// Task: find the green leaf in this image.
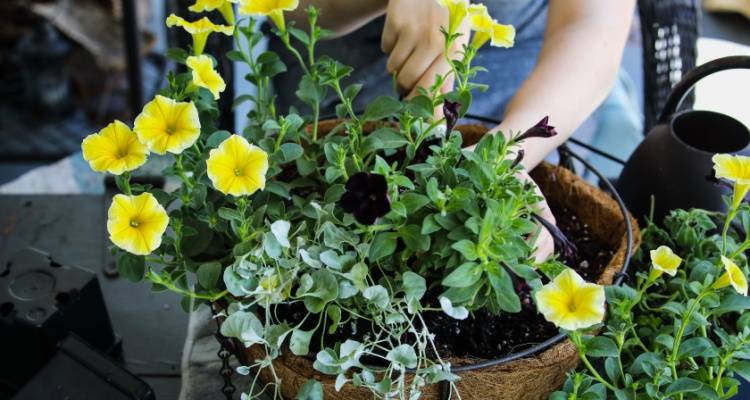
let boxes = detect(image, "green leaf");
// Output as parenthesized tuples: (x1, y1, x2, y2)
(386, 344, 418, 369)
(400, 193, 430, 213)
(363, 96, 402, 121)
(206, 130, 231, 148)
(664, 377, 703, 396)
(197, 262, 222, 289)
(583, 336, 619, 358)
(166, 47, 188, 63)
(713, 293, 750, 315)
(487, 264, 521, 313)
(279, 142, 304, 162)
(439, 296, 468, 320)
(399, 225, 430, 252)
(402, 271, 426, 302)
(363, 285, 390, 309)
(442, 262, 482, 288)
(303, 270, 339, 313)
(296, 379, 323, 400)
(678, 337, 718, 359)
(270, 220, 291, 248)
(220, 311, 265, 345)
(327, 305, 342, 334)
(731, 360, 750, 381)
(290, 328, 315, 356)
(369, 232, 398, 261)
(451, 240, 478, 261)
(361, 128, 409, 153)
(217, 207, 242, 222)
(117, 253, 145, 282)
(421, 214, 441, 235)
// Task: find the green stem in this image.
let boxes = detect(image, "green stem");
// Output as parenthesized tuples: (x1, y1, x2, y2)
(668, 290, 709, 382)
(281, 32, 310, 76)
(175, 154, 194, 189)
(571, 332, 618, 392)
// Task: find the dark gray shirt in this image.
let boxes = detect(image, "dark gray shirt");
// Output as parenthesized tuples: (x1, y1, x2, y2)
(271, 0, 549, 119)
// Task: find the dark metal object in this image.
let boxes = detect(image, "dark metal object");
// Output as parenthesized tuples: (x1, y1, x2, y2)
(638, 0, 700, 134)
(617, 56, 750, 223)
(122, 0, 144, 118)
(0, 248, 121, 394)
(212, 303, 237, 399)
(13, 334, 154, 400)
(14, 22, 73, 118)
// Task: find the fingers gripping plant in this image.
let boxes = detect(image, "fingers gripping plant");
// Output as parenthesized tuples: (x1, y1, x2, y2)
(80, 0, 575, 398)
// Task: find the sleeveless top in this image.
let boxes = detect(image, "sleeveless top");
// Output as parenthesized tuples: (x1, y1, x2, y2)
(270, 0, 549, 119)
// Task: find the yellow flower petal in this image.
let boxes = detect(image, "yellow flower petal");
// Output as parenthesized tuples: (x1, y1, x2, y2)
(166, 14, 233, 55)
(650, 245, 683, 278)
(713, 154, 750, 208)
(238, 0, 298, 31)
(186, 55, 226, 100)
(535, 268, 606, 331)
(189, 0, 237, 24)
(81, 120, 148, 175)
(206, 135, 269, 196)
(714, 256, 749, 296)
(107, 192, 169, 256)
(468, 4, 515, 49)
(133, 95, 201, 155)
(437, 0, 469, 35)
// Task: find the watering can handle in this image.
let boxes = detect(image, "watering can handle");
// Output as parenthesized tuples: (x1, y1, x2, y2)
(657, 55, 750, 124)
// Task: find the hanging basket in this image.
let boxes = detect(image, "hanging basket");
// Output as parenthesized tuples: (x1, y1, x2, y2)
(224, 121, 640, 400)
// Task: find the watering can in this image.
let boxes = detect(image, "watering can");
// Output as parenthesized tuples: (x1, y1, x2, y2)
(616, 56, 750, 223)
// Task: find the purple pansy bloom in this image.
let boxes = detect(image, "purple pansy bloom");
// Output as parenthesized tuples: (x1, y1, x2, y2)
(339, 172, 391, 225)
(517, 116, 557, 142)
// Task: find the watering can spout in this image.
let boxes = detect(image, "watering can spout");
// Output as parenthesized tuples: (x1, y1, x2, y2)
(616, 56, 750, 223)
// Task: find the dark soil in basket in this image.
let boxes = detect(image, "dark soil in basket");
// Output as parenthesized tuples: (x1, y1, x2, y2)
(277, 206, 615, 361)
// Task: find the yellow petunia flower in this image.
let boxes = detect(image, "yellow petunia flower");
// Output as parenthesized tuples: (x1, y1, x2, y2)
(81, 120, 148, 175)
(649, 245, 683, 280)
(206, 134, 269, 196)
(713, 154, 750, 209)
(238, 0, 299, 32)
(437, 0, 470, 36)
(107, 192, 169, 256)
(186, 55, 226, 100)
(713, 256, 748, 296)
(468, 4, 515, 49)
(133, 95, 201, 155)
(535, 268, 606, 331)
(189, 0, 237, 24)
(165, 14, 233, 55)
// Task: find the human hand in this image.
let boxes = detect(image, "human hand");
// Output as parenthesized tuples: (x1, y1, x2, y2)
(380, 0, 469, 98)
(516, 169, 556, 264)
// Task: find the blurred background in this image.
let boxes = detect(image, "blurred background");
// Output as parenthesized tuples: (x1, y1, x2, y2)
(0, 1, 748, 399)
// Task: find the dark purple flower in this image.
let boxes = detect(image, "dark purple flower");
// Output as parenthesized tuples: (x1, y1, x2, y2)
(443, 100, 460, 134)
(510, 149, 525, 169)
(339, 172, 391, 225)
(532, 213, 577, 261)
(517, 116, 557, 142)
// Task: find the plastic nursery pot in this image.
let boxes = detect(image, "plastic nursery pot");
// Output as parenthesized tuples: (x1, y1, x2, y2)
(225, 121, 640, 400)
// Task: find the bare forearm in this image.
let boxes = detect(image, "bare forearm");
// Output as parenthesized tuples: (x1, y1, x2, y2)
(495, 0, 635, 169)
(288, 0, 386, 38)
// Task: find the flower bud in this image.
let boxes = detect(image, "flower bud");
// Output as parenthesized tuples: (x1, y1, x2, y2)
(517, 116, 557, 142)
